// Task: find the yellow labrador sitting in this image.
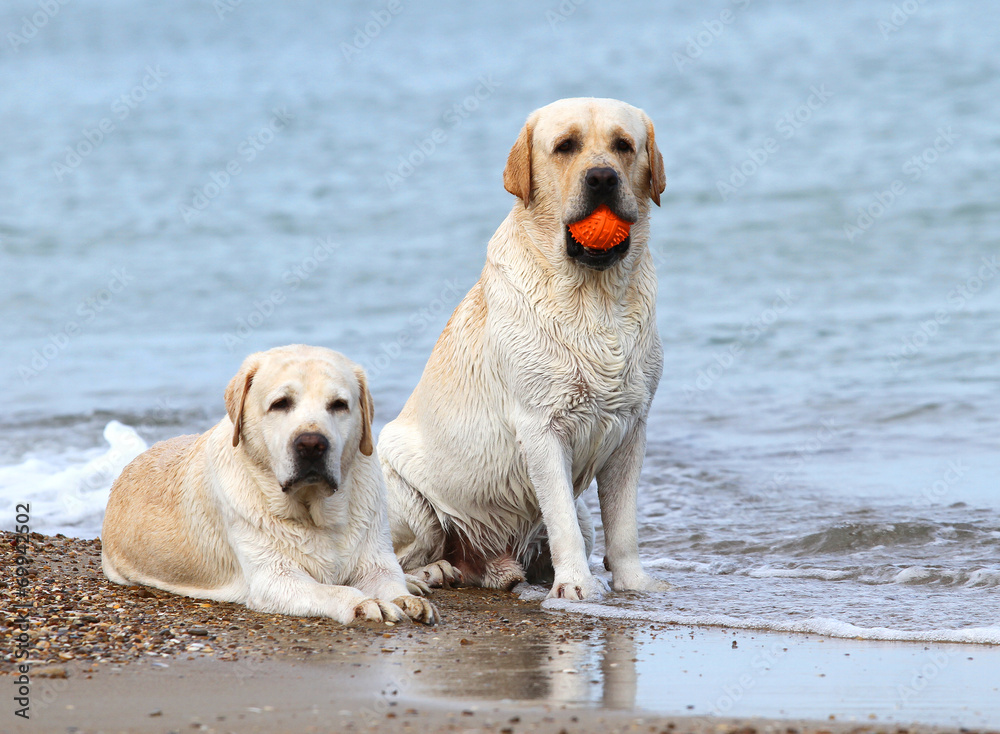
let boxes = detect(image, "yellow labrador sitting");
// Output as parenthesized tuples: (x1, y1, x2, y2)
(102, 345, 437, 625)
(380, 98, 670, 600)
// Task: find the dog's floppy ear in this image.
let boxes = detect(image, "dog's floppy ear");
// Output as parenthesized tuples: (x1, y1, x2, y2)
(644, 116, 666, 206)
(503, 119, 533, 207)
(354, 366, 375, 457)
(225, 356, 260, 448)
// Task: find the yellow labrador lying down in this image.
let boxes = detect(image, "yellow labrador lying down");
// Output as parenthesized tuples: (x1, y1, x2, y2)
(380, 97, 670, 600)
(102, 345, 437, 625)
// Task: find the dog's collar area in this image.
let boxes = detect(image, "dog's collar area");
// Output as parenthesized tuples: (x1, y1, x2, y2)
(565, 229, 630, 270)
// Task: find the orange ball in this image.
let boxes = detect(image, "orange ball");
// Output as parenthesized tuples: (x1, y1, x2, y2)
(567, 205, 631, 250)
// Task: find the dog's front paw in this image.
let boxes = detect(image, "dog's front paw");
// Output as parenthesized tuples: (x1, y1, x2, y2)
(548, 573, 607, 601)
(407, 560, 462, 588)
(612, 571, 673, 593)
(393, 595, 439, 625)
(405, 575, 432, 596)
(353, 598, 406, 625)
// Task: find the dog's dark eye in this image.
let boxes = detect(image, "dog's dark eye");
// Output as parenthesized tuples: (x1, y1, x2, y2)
(554, 138, 576, 154)
(615, 138, 634, 153)
(328, 399, 349, 413)
(268, 397, 291, 412)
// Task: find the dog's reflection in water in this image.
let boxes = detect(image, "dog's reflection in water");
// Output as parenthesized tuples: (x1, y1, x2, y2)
(390, 627, 638, 708)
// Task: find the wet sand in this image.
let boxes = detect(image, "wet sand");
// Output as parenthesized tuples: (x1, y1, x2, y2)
(2, 533, 995, 733)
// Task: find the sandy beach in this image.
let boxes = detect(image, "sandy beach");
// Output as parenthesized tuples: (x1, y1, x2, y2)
(3, 532, 996, 734)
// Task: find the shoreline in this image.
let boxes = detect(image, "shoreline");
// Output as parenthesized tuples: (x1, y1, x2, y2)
(3, 533, 997, 733)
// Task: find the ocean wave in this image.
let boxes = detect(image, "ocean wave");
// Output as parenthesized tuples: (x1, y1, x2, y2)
(746, 566, 853, 581)
(647, 558, 727, 574)
(542, 599, 1000, 646)
(965, 568, 1000, 587)
(646, 556, 1000, 589)
(780, 521, 946, 554)
(885, 566, 1000, 588)
(0, 421, 146, 538)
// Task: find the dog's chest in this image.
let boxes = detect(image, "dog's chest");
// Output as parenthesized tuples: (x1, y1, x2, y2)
(266, 518, 354, 584)
(552, 355, 645, 463)
(536, 340, 652, 496)
(548, 321, 653, 417)
(299, 538, 349, 584)
(487, 271, 661, 472)
(545, 307, 660, 462)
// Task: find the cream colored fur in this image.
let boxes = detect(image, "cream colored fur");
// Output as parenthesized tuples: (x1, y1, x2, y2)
(102, 345, 437, 625)
(379, 98, 670, 600)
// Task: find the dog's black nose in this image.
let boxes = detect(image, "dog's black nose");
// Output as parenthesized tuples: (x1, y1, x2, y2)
(293, 432, 329, 460)
(585, 166, 619, 193)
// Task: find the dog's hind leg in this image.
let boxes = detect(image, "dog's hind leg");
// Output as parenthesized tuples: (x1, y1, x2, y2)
(577, 496, 596, 560)
(101, 552, 131, 586)
(382, 461, 460, 587)
(597, 423, 671, 592)
(481, 555, 526, 590)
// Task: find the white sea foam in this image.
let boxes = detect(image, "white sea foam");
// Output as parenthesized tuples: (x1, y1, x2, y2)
(893, 566, 933, 584)
(512, 583, 549, 602)
(650, 557, 856, 581)
(647, 557, 1000, 588)
(542, 599, 1000, 646)
(747, 566, 853, 581)
(0, 421, 146, 538)
(965, 568, 1000, 587)
(648, 558, 718, 574)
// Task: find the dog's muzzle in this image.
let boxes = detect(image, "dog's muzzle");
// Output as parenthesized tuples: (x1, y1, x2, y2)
(565, 167, 633, 270)
(283, 432, 339, 495)
(565, 232, 631, 271)
(282, 473, 339, 496)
